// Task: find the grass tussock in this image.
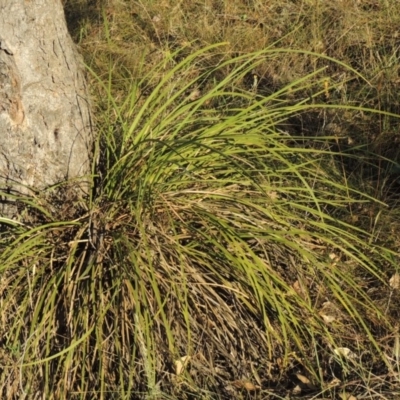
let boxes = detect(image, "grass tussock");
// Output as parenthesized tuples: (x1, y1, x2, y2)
(1, 1, 400, 399)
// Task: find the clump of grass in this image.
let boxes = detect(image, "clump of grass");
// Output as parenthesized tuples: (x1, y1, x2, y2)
(1, 43, 400, 399)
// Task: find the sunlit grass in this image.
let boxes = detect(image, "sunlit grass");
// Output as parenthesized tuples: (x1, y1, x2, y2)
(1, 40, 400, 399)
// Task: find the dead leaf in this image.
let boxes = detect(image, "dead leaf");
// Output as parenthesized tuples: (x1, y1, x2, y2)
(329, 252, 338, 261)
(292, 280, 306, 298)
(188, 89, 201, 101)
(267, 191, 279, 201)
(333, 347, 355, 359)
(295, 374, 310, 384)
(295, 373, 318, 390)
(339, 392, 357, 400)
(174, 355, 191, 376)
(326, 377, 341, 387)
(350, 214, 359, 223)
(320, 313, 335, 324)
(319, 301, 339, 323)
(389, 273, 400, 290)
(231, 380, 259, 391)
(292, 384, 302, 395)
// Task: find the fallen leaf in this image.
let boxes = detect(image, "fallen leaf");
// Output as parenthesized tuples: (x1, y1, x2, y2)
(329, 253, 338, 261)
(333, 347, 356, 359)
(292, 384, 302, 395)
(295, 374, 310, 384)
(174, 355, 191, 376)
(292, 280, 306, 298)
(319, 301, 339, 324)
(231, 380, 259, 391)
(320, 313, 335, 324)
(267, 191, 279, 201)
(188, 89, 201, 101)
(326, 377, 341, 387)
(295, 373, 318, 390)
(389, 273, 400, 290)
(350, 214, 359, 223)
(339, 392, 357, 400)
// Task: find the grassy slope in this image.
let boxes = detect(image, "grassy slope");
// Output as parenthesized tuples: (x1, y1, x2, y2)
(0, 0, 400, 399)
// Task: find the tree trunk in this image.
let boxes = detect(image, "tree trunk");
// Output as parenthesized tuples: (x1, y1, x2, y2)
(0, 0, 93, 216)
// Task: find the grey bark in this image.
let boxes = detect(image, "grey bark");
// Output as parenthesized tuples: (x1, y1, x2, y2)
(0, 0, 93, 215)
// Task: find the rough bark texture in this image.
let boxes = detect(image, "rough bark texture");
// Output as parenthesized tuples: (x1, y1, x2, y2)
(0, 0, 92, 215)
